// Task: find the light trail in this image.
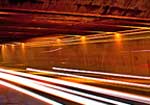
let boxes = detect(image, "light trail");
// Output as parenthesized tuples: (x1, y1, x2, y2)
(0, 68, 149, 104)
(34, 79, 130, 105)
(27, 68, 149, 88)
(0, 72, 105, 105)
(2, 67, 128, 105)
(40, 48, 63, 53)
(130, 50, 150, 52)
(52, 67, 150, 80)
(62, 30, 150, 43)
(0, 69, 128, 105)
(0, 80, 62, 105)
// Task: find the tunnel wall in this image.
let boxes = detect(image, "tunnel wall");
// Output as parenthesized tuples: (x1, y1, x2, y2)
(1, 38, 150, 76)
(0, 0, 150, 18)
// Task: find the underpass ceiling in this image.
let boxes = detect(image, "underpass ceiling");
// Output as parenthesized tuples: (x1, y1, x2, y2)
(0, 0, 150, 42)
(1, 0, 150, 18)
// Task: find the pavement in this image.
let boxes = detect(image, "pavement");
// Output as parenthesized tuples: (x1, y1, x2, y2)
(0, 85, 47, 105)
(0, 66, 149, 105)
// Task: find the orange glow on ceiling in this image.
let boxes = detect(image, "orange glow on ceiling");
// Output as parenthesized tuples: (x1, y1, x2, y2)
(115, 33, 122, 41)
(80, 36, 86, 44)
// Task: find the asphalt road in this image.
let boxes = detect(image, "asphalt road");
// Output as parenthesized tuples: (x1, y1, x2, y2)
(0, 67, 149, 105)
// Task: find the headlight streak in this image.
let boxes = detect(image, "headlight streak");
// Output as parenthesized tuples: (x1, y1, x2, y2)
(27, 68, 149, 88)
(0, 68, 149, 104)
(31, 78, 130, 105)
(0, 80, 62, 105)
(52, 67, 150, 80)
(0, 71, 129, 105)
(2, 68, 128, 105)
(0, 72, 105, 105)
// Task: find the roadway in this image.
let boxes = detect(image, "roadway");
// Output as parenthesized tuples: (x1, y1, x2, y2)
(0, 67, 149, 105)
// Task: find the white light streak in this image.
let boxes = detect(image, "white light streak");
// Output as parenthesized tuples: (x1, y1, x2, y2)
(0, 80, 62, 105)
(34, 79, 130, 105)
(52, 67, 150, 80)
(0, 68, 149, 104)
(7, 68, 128, 105)
(0, 70, 129, 105)
(27, 68, 149, 88)
(2, 71, 127, 105)
(0, 72, 105, 105)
